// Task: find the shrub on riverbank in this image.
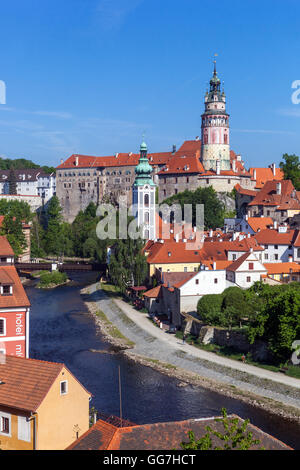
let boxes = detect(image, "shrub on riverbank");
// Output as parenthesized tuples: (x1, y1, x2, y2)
(38, 270, 68, 288)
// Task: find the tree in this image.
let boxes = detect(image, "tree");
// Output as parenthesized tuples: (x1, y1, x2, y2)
(43, 196, 64, 256)
(279, 153, 300, 190)
(180, 408, 263, 450)
(197, 294, 223, 324)
(162, 186, 225, 229)
(0, 214, 27, 257)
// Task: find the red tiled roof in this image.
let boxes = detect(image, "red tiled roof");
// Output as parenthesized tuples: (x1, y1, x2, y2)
(255, 228, 299, 246)
(247, 217, 274, 232)
(0, 236, 15, 257)
(143, 286, 162, 298)
(264, 262, 300, 275)
(57, 151, 172, 170)
(0, 266, 30, 308)
(67, 416, 291, 450)
(249, 167, 284, 189)
(248, 180, 298, 209)
(234, 183, 257, 197)
(0, 356, 64, 412)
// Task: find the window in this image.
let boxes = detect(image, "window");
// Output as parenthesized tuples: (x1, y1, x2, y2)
(184, 267, 187, 272)
(187, 177, 189, 183)
(298, 248, 300, 257)
(248, 262, 254, 270)
(274, 254, 278, 260)
(195, 279, 199, 285)
(0, 413, 11, 436)
(2, 285, 11, 295)
(60, 380, 68, 395)
(18, 416, 31, 442)
(274, 245, 278, 250)
(0, 318, 5, 335)
(232, 254, 236, 260)
(246, 276, 251, 282)
(264, 254, 268, 260)
(214, 278, 218, 284)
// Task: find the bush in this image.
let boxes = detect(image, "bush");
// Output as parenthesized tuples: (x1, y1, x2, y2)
(39, 270, 68, 287)
(197, 294, 223, 324)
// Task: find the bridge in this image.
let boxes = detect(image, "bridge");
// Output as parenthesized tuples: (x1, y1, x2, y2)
(15, 262, 107, 273)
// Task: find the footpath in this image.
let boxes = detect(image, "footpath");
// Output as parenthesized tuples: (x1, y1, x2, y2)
(87, 283, 300, 413)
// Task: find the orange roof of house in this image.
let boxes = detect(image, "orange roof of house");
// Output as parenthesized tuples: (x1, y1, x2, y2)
(249, 166, 284, 188)
(0, 235, 15, 257)
(255, 228, 299, 246)
(247, 217, 274, 232)
(0, 266, 30, 308)
(146, 240, 203, 265)
(234, 183, 257, 197)
(143, 286, 162, 298)
(248, 180, 300, 209)
(201, 260, 232, 270)
(264, 262, 300, 275)
(67, 416, 291, 450)
(57, 151, 172, 170)
(0, 356, 91, 412)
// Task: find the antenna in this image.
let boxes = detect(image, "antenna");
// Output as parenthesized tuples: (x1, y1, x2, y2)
(118, 365, 123, 427)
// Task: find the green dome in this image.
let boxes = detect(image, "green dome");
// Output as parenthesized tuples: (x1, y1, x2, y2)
(140, 140, 147, 151)
(133, 140, 155, 187)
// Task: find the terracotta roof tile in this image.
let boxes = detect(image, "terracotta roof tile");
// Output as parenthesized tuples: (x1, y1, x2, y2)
(0, 356, 64, 412)
(0, 266, 30, 308)
(0, 236, 15, 257)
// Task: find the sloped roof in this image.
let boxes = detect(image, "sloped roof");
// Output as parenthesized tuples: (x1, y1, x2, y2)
(143, 286, 162, 298)
(0, 235, 15, 257)
(248, 180, 299, 208)
(255, 228, 299, 246)
(249, 167, 284, 189)
(57, 151, 172, 170)
(264, 262, 300, 275)
(67, 416, 291, 450)
(0, 356, 64, 412)
(0, 266, 30, 307)
(247, 217, 274, 232)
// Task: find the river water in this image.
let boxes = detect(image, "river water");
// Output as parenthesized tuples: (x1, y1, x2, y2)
(27, 273, 300, 449)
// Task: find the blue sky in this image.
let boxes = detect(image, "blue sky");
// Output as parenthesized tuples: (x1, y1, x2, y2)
(0, 0, 299, 168)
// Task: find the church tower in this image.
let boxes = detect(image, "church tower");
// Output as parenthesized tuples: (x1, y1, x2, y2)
(201, 59, 231, 171)
(132, 140, 156, 240)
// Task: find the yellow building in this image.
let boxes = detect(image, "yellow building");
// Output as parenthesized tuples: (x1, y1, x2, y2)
(0, 355, 91, 450)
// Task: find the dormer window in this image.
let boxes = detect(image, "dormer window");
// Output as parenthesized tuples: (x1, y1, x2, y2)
(2, 285, 12, 295)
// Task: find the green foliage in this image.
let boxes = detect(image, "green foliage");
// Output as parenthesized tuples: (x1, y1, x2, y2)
(162, 186, 225, 229)
(109, 228, 148, 293)
(197, 294, 223, 324)
(38, 270, 68, 287)
(279, 153, 300, 190)
(0, 199, 33, 257)
(247, 281, 300, 361)
(180, 408, 263, 450)
(0, 156, 55, 174)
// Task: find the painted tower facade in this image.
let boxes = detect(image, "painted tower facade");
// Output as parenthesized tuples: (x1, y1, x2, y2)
(201, 60, 231, 171)
(132, 140, 156, 240)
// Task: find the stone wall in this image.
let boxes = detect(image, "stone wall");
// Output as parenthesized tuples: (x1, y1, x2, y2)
(182, 314, 273, 362)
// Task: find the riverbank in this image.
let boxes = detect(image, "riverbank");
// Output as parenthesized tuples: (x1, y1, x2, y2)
(80, 283, 300, 425)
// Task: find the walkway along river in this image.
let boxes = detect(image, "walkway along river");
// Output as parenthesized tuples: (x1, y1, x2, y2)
(27, 273, 300, 449)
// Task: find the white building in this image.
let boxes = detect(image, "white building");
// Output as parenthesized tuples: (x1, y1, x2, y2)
(0, 169, 56, 204)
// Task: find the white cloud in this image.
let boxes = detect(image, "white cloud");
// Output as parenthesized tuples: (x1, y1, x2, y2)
(96, 0, 142, 31)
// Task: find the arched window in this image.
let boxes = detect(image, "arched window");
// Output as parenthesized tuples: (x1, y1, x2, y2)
(144, 212, 149, 223)
(144, 194, 149, 207)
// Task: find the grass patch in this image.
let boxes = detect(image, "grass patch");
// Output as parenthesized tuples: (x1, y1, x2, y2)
(95, 310, 135, 346)
(144, 357, 177, 370)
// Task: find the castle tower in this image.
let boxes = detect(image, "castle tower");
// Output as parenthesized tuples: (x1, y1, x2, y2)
(132, 140, 156, 240)
(201, 59, 230, 171)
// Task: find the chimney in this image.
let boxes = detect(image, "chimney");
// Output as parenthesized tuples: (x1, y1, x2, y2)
(75, 156, 79, 167)
(172, 145, 176, 154)
(250, 247, 253, 253)
(60, 158, 64, 165)
(247, 233, 251, 238)
(115, 153, 119, 158)
(195, 136, 200, 141)
(272, 163, 276, 176)
(289, 255, 293, 262)
(232, 159, 236, 173)
(216, 159, 221, 175)
(213, 261, 216, 270)
(209, 229, 213, 237)
(276, 182, 281, 195)
(253, 169, 256, 180)
(274, 220, 278, 229)
(245, 214, 248, 221)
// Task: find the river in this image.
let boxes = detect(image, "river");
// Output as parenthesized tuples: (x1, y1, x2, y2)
(27, 273, 300, 449)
